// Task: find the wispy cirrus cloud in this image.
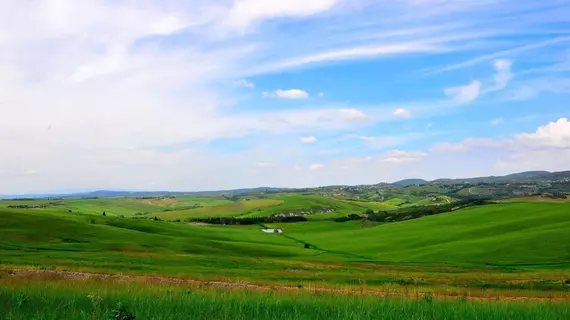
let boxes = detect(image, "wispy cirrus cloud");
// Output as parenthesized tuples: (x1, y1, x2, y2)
(429, 36, 570, 74)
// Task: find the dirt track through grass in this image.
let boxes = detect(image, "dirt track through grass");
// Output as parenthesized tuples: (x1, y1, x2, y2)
(4, 268, 570, 302)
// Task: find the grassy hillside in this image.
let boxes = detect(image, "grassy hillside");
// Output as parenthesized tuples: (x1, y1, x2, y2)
(271, 202, 570, 266)
(156, 195, 392, 220)
(500, 196, 570, 203)
(2, 191, 457, 221)
(3, 201, 570, 294)
(1, 197, 233, 217)
(155, 199, 285, 220)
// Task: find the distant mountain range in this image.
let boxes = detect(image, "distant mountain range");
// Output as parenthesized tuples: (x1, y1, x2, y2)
(0, 187, 288, 199)
(394, 170, 569, 186)
(2, 171, 569, 199)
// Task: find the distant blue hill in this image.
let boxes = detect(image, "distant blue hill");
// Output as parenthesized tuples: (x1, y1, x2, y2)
(0, 187, 288, 199)
(2, 170, 568, 199)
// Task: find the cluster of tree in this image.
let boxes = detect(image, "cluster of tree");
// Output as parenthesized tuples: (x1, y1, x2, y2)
(333, 214, 362, 222)
(543, 192, 568, 199)
(222, 195, 239, 202)
(188, 215, 308, 225)
(549, 183, 570, 194)
(8, 201, 64, 209)
(134, 212, 153, 216)
(334, 199, 493, 223)
(370, 199, 492, 222)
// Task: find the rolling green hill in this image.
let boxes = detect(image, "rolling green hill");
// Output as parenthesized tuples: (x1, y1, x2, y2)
(271, 202, 570, 266)
(2, 201, 570, 271)
(3, 199, 570, 306)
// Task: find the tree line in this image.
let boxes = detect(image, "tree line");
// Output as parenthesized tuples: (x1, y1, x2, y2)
(334, 199, 494, 223)
(187, 215, 308, 225)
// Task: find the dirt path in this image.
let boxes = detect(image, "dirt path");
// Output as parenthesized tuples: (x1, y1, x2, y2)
(3, 268, 570, 302)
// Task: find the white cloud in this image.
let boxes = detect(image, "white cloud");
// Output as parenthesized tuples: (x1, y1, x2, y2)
(490, 118, 504, 125)
(444, 80, 481, 103)
(431, 118, 570, 154)
(276, 89, 309, 99)
(0, 0, 568, 193)
(358, 136, 409, 149)
(255, 161, 275, 167)
(431, 37, 570, 73)
(234, 79, 255, 88)
(309, 163, 325, 170)
(494, 149, 570, 173)
(264, 89, 309, 99)
(393, 108, 412, 118)
(506, 78, 570, 101)
(338, 108, 371, 123)
(429, 142, 468, 153)
(492, 59, 513, 90)
(380, 150, 427, 163)
(249, 42, 447, 75)
(300, 136, 318, 143)
(431, 138, 510, 153)
(225, 0, 340, 30)
(317, 92, 325, 97)
(516, 118, 570, 148)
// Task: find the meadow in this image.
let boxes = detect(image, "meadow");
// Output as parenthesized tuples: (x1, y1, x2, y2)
(2, 275, 570, 320)
(2, 194, 570, 318)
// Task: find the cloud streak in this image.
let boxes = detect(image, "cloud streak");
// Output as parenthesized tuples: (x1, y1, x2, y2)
(430, 36, 570, 74)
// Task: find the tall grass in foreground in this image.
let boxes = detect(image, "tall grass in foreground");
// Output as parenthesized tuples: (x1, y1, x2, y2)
(1, 278, 570, 319)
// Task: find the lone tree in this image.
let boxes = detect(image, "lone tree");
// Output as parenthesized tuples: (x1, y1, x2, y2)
(102, 211, 106, 216)
(153, 216, 159, 221)
(304, 243, 310, 249)
(365, 208, 374, 215)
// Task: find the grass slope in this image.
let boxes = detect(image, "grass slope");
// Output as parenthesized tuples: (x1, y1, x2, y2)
(273, 202, 570, 266)
(3, 202, 570, 291)
(155, 199, 285, 220)
(2, 277, 570, 320)
(500, 196, 570, 203)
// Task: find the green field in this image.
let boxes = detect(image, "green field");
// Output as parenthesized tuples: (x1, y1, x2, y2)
(2, 195, 570, 318)
(270, 202, 570, 266)
(153, 194, 392, 220)
(2, 275, 570, 320)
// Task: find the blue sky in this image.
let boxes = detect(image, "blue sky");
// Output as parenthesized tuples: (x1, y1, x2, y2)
(0, 0, 569, 193)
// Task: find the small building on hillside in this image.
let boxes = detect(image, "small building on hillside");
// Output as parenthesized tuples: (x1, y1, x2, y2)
(261, 228, 283, 234)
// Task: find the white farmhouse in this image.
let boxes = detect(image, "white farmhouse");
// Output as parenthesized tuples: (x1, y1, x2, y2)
(261, 228, 283, 234)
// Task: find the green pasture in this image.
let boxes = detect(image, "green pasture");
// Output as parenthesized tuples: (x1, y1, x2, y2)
(2, 201, 570, 292)
(271, 202, 570, 266)
(2, 276, 570, 320)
